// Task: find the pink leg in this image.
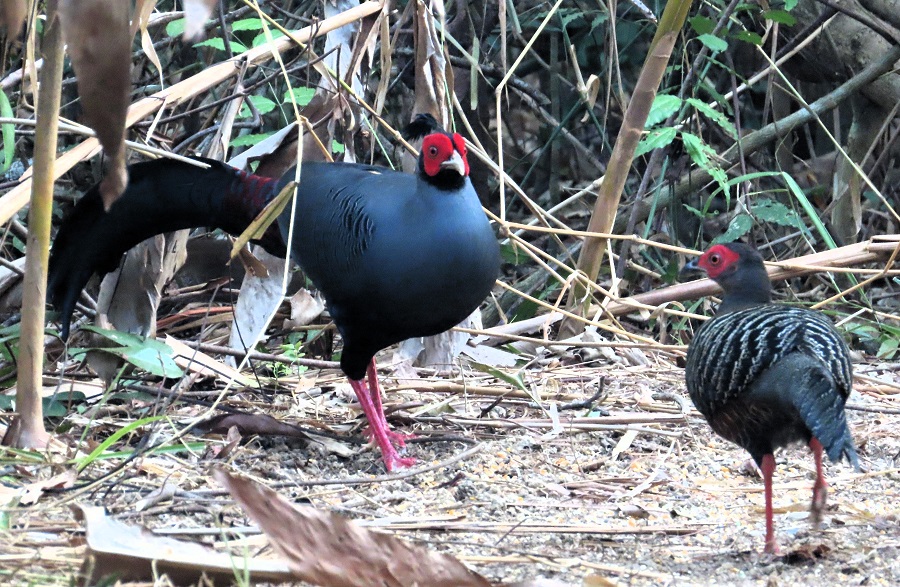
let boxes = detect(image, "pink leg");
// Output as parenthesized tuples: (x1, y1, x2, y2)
(809, 438, 828, 526)
(761, 454, 781, 555)
(349, 375, 415, 472)
(365, 360, 413, 448)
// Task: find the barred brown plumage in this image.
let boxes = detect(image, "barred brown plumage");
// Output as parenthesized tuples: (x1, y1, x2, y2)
(682, 242, 859, 555)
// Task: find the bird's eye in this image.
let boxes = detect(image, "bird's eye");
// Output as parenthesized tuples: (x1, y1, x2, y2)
(429, 146, 439, 156)
(709, 253, 720, 264)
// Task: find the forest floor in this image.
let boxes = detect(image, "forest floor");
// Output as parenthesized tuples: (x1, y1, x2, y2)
(2, 349, 899, 586)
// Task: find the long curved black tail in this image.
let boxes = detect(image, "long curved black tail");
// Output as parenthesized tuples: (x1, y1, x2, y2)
(48, 157, 284, 339)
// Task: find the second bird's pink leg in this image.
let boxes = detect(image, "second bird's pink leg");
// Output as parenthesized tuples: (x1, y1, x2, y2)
(809, 437, 828, 526)
(761, 453, 781, 555)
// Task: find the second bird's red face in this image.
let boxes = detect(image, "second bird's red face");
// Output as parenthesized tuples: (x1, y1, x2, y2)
(698, 244, 741, 279)
(421, 133, 469, 177)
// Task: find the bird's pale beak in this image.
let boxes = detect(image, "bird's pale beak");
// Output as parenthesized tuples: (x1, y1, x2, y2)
(679, 258, 704, 279)
(440, 151, 466, 175)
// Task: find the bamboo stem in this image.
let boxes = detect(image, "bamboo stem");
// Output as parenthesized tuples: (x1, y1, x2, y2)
(560, 0, 694, 337)
(5, 0, 64, 448)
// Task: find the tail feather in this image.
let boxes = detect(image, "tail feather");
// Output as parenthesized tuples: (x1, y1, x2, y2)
(793, 361, 860, 471)
(48, 157, 282, 339)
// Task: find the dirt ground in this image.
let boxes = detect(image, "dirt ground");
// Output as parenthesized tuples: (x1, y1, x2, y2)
(2, 352, 899, 586)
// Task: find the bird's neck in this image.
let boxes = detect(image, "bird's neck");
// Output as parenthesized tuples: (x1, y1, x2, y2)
(716, 264, 772, 315)
(416, 161, 467, 191)
(219, 170, 286, 256)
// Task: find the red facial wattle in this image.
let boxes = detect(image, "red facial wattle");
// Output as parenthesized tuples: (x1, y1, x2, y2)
(421, 133, 468, 177)
(699, 243, 740, 278)
(452, 133, 470, 176)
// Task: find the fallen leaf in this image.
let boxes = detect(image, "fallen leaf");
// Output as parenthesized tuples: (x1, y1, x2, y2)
(283, 288, 325, 330)
(191, 412, 312, 440)
(0, 0, 25, 34)
(134, 480, 178, 512)
(164, 335, 255, 386)
(19, 470, 76, 506)
(213, 468, 493, 587)
(58, 0, 130, 209)
(73, 504, 294, 584)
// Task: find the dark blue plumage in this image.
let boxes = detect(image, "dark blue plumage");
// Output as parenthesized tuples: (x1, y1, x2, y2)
(48, 118, 499, 471)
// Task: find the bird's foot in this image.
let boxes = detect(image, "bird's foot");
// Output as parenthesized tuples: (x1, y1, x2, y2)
(364, 427, 415, 448)
(810, 482, 828, 526)
(382, 449, 417, 472)
(763, 538, 782, 557)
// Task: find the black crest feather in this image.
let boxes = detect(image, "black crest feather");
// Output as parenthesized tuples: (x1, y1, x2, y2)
(403, 113, 443, 140)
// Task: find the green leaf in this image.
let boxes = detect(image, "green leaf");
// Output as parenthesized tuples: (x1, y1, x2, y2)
(283, 87, 316, 107)
(240, 95, 277, 118)
(230, 132, 275, 147)
(470, 362, 528, 393)
(681, 131, 714, 167)
(77, 326, 183, 378)
(713, 214, 753, 244)
(735, 30, 763, 45)
(877, 337, 899, 359)
(0, 89, 14, 175)
(248, 95, 276, 114)
(166, 18, 185, 37)
(232, 18, 264, 32)
(44, 391, 87, 418)
(590, 13, 608, 30)
(635, 127, 677, 157)
(331, 140, 345, 154)
(686, 97, 737, 139)
(193, 38, 248, 54)
(0, 391, 85, 418)
(251, 29, 286, 48)
(681, 132, 728, 196)
(688, 15, 715, 35)
(697, 33, 728, 52)
(752, 199, 804, 229)
(781, 173, 837, 248)
(74, 415, 166, 472)
(784, 0, 799, 9)
(646, 94, 681, 128)
(763, 9, 796, 26)
(500, 242, 525, 265)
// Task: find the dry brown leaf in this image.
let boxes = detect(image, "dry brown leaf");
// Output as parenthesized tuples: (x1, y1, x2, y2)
(412, 0, 449, 124)
(283, 288, 325, 330)
(192, 413, 312, 441)
(135, 0, 163, 85)
(58, 0, 130, 209)
(228, 247, 288, 362)
(73, 504, 295, 584)
(582, 575, 619, 587)
(163, 335, 255, 386)
(96, 231, 189, 337)
(0, 0, 25, 34)
(19, 470, 76, 506)
(182, 0, 217, 40)
(213, 468, 493, 587)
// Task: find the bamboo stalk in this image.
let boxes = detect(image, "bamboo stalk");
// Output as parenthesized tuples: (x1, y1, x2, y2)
(560, 0, 694, 337)
(4, 0, 64, 449)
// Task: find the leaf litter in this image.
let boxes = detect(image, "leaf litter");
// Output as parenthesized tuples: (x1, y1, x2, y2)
(2, 350, 899, 586)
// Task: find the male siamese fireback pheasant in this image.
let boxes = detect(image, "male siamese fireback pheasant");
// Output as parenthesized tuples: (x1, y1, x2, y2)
(48, 114, 500, 471)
